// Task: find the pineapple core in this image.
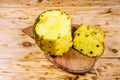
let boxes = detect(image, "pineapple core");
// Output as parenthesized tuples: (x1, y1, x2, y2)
(73, 24, 105, 57)
(34, 9, 72, 56)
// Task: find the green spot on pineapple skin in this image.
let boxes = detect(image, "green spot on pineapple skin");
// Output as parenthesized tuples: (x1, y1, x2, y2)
(34, 15, 40, 25)
(41, 14, 43, 17)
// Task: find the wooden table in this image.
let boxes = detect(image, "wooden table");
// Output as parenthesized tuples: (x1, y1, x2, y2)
(0, 0, 120, 80)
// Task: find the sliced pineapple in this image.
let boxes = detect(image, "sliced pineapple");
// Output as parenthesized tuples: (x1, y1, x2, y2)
(73, 24, 105, 57)
(33, 9, 72, 56)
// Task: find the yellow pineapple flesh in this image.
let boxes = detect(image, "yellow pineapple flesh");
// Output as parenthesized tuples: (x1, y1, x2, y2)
(34, 9, 72, 56)
(73, 24, 105, 57)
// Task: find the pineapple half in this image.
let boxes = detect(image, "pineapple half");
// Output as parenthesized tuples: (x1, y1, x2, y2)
(33, 9, 72, 56)
(73, 24, 105, 57)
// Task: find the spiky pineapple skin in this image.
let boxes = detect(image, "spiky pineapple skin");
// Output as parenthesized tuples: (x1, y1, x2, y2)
(73, 24, 105, 57)
(33, 9, 72, 56)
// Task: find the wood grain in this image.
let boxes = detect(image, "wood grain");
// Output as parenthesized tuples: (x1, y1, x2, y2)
(0, 0, 120, 80)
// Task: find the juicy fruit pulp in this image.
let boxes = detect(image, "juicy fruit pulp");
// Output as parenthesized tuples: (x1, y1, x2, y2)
(73, 24, 105, 57)
(34, 9, 72, 56)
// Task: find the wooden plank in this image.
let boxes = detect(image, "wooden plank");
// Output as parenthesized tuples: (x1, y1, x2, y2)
(0, 0, 120, 8)
(0, 0, 120, 80)
(0, 7, 120, 58)
(0, 59, 119, 80)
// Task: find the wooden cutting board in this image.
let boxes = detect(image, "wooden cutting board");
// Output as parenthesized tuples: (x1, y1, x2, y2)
(22, 25, 100, 74)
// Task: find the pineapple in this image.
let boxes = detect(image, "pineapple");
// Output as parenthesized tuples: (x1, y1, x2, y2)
(73, 24, 105, 57)
(33, 9, 72, 56)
